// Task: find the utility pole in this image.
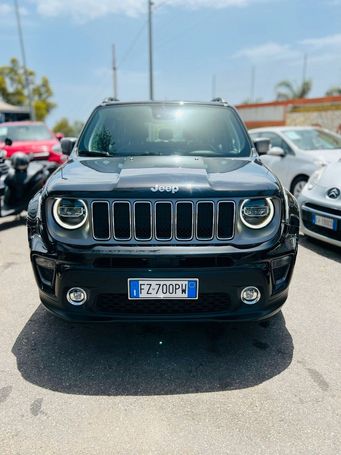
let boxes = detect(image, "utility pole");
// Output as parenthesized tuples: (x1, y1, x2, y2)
(250, 65, 255, 103)
(302, 53, 308, 85)
(112, 44, 118, 99)
(148, 0, 154, 100)
(14, 0, 35, 120)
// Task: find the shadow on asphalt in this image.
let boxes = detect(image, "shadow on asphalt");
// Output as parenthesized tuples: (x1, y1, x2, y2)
(299, 234, 341, 263)
(0, 217, 26, 232)
(12, 306, 293, 395)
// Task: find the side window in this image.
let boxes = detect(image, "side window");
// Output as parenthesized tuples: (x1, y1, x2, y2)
(265, 132, 282, 148)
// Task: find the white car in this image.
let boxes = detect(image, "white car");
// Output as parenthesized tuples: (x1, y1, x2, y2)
(298, 161, 341, 248)
(249, 127, 341, 197)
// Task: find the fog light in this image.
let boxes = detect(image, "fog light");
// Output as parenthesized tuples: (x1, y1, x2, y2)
(241, 286, 261, 305)
(66, 287, 87, 306)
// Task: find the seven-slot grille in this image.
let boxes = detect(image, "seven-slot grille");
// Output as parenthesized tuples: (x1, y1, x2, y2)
(92, 200, 235, 243)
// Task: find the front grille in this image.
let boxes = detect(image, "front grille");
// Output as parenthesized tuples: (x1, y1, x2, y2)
(305, 203, 341, 217)
(96, 293, 231, 315)
(91, 199, 235, 244)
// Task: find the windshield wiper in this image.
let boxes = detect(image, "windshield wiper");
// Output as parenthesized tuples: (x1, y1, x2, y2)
(78, 150, 112, 157)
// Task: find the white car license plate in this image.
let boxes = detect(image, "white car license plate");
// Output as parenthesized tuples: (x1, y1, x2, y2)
(128, 279, 199, 300)
(312, 214, 337, 231)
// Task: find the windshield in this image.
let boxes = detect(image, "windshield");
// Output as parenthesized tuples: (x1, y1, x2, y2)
(282, 129, 341, 151)
(0, 124, 53, 142)
(78, 104, 251, 158)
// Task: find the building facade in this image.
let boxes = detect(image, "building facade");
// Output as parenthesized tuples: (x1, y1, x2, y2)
(236, 96, 341, 134)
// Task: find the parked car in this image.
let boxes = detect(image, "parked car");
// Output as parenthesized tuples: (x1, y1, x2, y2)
(249, 126, 341, 197)
(298, 160, 341, 248)
(0, 121, 67, 165)
(27, 99, 299, 323)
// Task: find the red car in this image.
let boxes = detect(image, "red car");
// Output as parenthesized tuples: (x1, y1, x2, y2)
(0, 121, 67, 164)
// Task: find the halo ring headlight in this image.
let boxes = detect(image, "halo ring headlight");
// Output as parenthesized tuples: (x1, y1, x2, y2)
(53, 198, 88, 230)
(240, 198, 274, 229)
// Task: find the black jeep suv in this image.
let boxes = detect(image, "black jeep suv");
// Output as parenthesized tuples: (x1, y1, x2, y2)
(27, 99, 299, 322)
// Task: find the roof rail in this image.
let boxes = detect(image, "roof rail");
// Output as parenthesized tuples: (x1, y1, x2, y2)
(101, 97, 119, 104)
(211, 97, 229, 104)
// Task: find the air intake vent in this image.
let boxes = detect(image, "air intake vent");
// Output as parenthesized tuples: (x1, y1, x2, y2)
(176, 202, 193, 240)
(217, 201, 235, 239)
(113, 202, 131, 240)
(92, 201, 110, 240)
(197, 202, 214, 240)
(134, 202, 152, 240)
(155, 202, 172, 240)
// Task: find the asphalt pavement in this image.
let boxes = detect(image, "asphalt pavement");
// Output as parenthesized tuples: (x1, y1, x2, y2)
(0, 217, 340, 455)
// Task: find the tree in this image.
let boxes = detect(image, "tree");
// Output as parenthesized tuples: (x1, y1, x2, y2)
(325, 86, 341, 96)
(0, 57, 56, 121)
(275, 79, 312, 100)
(53, 118, 84, 137)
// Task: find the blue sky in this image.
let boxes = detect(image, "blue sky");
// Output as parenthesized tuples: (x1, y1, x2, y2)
(1, 0, 341, 127)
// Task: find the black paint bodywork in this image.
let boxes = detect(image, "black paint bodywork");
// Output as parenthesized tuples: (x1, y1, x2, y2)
(27, 101, 300, 322)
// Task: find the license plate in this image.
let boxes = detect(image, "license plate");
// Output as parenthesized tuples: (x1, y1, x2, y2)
(128, 279, 199, 300)
(312, 214, 337, 231)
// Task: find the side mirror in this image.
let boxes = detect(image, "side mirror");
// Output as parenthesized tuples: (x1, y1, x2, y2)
(60, 137, 77, 156)
(253, 137, 270, 155)
(268, 146, 285, 157)
(4, 137, 12, 146)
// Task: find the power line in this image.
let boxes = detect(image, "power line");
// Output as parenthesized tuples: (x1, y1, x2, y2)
(14, 0, 35, 120)
(117, 20, 148, 69)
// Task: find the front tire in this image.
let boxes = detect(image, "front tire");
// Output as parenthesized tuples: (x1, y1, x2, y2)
(291, 176, 308, 198)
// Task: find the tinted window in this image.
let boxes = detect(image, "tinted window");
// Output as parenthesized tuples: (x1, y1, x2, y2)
(0, 124, 53, 141)
(78, 104, 251, 158)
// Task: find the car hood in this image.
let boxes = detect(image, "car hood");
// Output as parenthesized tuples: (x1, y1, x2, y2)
(46, 155, 281, 197)
(316, 160, 341, 188)
(300, 148, 341, 164)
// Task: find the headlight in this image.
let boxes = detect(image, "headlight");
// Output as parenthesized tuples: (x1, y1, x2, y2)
(53, 198, 88, 229)
(240, 198, 274, 229)
(313, 158, 327, 168)
(307, 168, 324, 190)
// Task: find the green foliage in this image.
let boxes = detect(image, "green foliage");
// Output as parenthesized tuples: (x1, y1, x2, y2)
(0, 57, 56, 120)
(325, 86, 341, 96)
(53, 118, 84, 137)
(92, 127, 113, 152)
(275, 80, 312, 100)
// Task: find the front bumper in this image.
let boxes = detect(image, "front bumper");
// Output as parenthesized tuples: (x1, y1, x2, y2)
(30, 235, 297, 322)
(299, 195, 341, 248)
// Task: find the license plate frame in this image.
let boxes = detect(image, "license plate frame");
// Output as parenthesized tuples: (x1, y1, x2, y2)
(312, 214, 337, 231)
(128, 278, 199, 300)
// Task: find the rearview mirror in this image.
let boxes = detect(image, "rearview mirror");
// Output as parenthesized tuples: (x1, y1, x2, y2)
(61, 137, 77, 156)
(268, 146, 285, 157)
(253, 137, 270, 155)
(4, 137, 12, 146)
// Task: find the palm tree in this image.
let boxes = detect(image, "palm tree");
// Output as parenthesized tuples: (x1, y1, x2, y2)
(325, 86, 341, 96)
(275, 80, 312, 100)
